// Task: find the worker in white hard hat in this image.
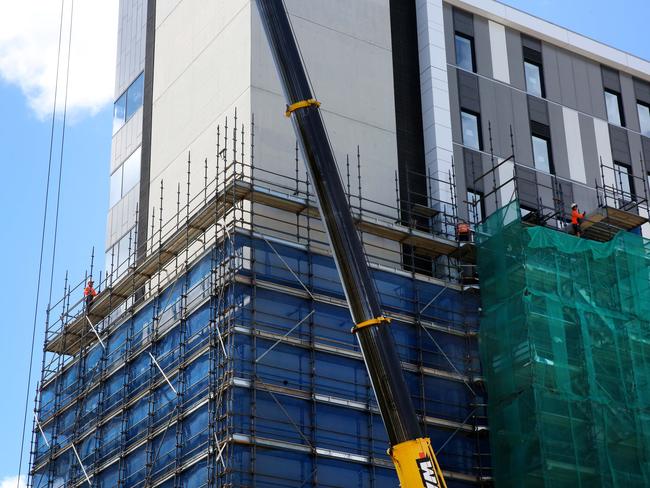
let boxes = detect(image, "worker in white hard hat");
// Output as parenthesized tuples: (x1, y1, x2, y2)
(571, 203, 585, 237)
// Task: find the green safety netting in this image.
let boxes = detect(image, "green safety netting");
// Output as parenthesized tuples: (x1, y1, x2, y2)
(476, 200, 650, 487)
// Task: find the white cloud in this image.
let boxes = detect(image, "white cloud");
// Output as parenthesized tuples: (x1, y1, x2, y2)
(0, 475, 26, 488)
(0, 0, 118, 119)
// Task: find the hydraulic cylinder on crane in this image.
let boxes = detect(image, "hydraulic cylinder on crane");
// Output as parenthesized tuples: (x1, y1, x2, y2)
(255, 1, 447, 486)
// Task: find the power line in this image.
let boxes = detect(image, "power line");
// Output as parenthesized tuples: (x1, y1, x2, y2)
(16, 0, 70, 485)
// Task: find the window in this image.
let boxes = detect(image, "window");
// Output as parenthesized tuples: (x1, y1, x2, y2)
(532, 135, 553, 173)
(524, 61, 544, 98)
(126, 74, 145, 120)
(109, 147, 142, 207)
(112, 72, 145, 134)
(112, 93, 126, 134)
(638, 102, 650, 137)
(604, 90, 625, 126)
(613, 162, 633, 202)
(466, 189, 484, 225)
(455, 34, 475, 72)
(461, 111, 481, 150)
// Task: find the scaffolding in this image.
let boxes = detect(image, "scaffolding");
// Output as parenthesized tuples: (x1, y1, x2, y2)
(28, 116, 490, 487)
(476, 200, 650, 487)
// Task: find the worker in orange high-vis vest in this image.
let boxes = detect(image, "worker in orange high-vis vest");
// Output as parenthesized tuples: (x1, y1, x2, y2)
(84, 279, 97, 313)
(571, 203, 585, 237)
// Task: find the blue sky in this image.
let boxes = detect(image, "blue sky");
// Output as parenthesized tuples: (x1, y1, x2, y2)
(0, 0, 648, 485)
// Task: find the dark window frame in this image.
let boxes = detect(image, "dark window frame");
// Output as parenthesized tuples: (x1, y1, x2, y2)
(604, 89, 626, 127)
(461, 109, 483, 151)
(454, 32, 476, 73)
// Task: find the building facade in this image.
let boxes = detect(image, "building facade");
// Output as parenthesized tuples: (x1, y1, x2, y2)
(29, 0, 650, 487)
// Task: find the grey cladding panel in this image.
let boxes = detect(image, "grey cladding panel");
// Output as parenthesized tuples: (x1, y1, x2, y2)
(505, 28, 524, 90)
(453, 8, 474, 36)
(556, 49, 578, 110)
(620, 74, 640, 132)
(627, 133, 645, 186)
(541, 43, 561, 104)
(443, 4, 455, 64)
(448, 70, 462, 143)
(512, 91, 533, 163)
(516, 166, 540, 209)
(643, 137, 650, 172)
(601, 66, 621, 92)
(635, 78, 650, 105)
(458, 71, 480, 113)
(579, 113, 601, 186)
(528, 96, 549, 126)
(608, 125, 631, 163)
(587, 61, 607, 119)
(572, 58, 592, 114)
(473, 17, 492, 77)
(548, 104, 570, 180)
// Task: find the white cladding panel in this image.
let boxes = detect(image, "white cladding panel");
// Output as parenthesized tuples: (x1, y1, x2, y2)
(562, 107, 587, 184)
(488, 20, 510, 84)
(416, 0, 454, 211)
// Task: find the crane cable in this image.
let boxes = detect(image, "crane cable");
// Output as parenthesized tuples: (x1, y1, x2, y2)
(17, 0, 71, 484)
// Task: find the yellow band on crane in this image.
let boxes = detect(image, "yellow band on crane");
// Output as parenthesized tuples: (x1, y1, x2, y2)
(285, 98, 321, 117)
(352, 316, 391, 333)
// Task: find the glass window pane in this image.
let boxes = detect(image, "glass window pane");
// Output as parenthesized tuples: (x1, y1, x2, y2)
(112, 93, 126, 134)
(605, 91, 622, 126)
(532, 136, 551, 173)
(638, 103, 650, 137)
(126, 73, 145, 120)
(461, 111, 480, 150)
(122, 147, 141, 195)
(524, 62, 543, 97)
(614, 162, 632, 196)
(455, 35, 474, 72)
(109, 167, 122, 208)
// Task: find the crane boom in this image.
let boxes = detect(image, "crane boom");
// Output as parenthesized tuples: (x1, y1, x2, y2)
(254, 1, 447, 486)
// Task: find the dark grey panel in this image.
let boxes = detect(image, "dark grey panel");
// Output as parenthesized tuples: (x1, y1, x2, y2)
(448, 69, 462, 145)
(548, 104, 570, 180)
(505, 27, 525, 90)
(620, 74, 640, 132)
(643, 137, 650, 173)
(478, 77, 512, 157)
(473, 16, 492, 78)
(512, 91, 533, 165)
(572, 57, 591, 114)
(443, 3, 455, 64)
(609, 124, 631, 164)
(137, 0, 156, 260)
(556, 180, 574, 217)
(578, 113, 600, 186)
(627, 132, 646, 196)
(540, 43, 561, 104)
(601, 65, 621, 92)
(528, 96, 549, 126)
(457, 70, 480, 113)
(453, 7, 473, 36)
(521, 34, 541, 52)
(635, 78, 650, 105)
(516, 165, 540, 209)
(587, 60, 607, 119)
(463, 148, 484, 192)
(556, 49, 578, 110)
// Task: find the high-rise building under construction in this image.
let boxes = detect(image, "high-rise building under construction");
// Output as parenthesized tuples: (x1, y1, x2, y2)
(29, 0, 650, 487)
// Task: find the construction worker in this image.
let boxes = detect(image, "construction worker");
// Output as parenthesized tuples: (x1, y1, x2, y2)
(571, 203, 585, 237)
(84, 279, 97, 313)
(457, 220, 471, 242)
